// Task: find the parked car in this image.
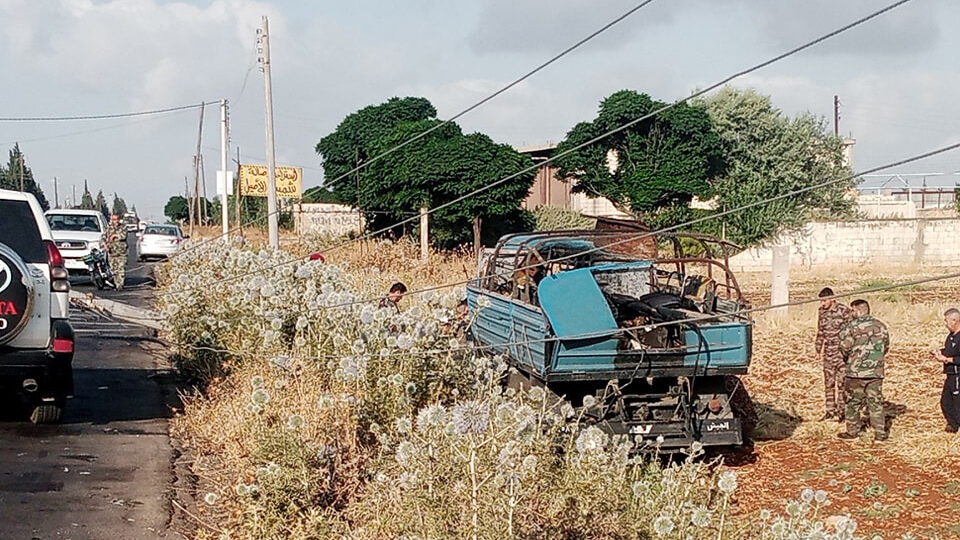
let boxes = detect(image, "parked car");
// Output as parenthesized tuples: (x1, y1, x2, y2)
(0, 189, 74, 423)
(44, 209, 109, 274)
(137, 224, 186, 261)
(122, 212, 139, 232)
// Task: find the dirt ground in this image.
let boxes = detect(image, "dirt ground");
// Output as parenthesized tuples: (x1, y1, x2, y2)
(732, 267, 960, 539)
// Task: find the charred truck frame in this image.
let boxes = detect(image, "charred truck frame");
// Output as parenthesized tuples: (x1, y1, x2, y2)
(467, 230, 754, 450)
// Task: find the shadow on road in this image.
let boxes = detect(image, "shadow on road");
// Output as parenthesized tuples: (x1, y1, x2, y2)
(0, 367, 181, 427)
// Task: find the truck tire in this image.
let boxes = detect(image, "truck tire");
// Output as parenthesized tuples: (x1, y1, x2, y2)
(0, 243, 35, 345)
(29, 403, 64, 424)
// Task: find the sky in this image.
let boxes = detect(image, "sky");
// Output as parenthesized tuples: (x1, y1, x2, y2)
(0, 0, 957, 220)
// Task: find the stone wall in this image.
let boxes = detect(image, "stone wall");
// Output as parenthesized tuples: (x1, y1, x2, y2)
(728, 218, 960, 272)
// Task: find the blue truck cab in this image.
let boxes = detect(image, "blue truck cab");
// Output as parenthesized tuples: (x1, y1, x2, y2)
(467, 230, 754, 449)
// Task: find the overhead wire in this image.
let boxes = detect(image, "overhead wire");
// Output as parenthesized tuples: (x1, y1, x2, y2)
(0, 101, 218, 122)
(168, 0, 662, 259)
(160, 268, 960, 365)
(164, 0, 917, 296)
(158, 139, 960, 319)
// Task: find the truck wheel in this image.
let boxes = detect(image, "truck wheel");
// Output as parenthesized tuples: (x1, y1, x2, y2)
(725, 376, 758, 440)
(29, 403, 64, 424)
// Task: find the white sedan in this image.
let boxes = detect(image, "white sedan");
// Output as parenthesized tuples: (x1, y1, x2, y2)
(137, 225, 186, 261)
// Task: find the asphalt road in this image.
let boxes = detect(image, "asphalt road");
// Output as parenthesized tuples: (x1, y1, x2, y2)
(0, 241, 179, 539)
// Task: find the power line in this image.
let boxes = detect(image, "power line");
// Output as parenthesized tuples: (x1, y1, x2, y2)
(170, 0, 914, 293)
(161, 269, 960, 366)
(169, 0, 661, 258)
(0, 108, 199, 146)
(0, 101, 218, 122)
(173, 139, 960, 314)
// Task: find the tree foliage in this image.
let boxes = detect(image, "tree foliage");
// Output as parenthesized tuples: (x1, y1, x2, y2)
(165, 196, 191, 223)
(554, 90, 725, 216)
(112, 193, 128, 216)
(0, 144, 49, 210)
(316, 97, 536, 247)
(80, 181, 95, 209)
(700, 87, 855, 245)
(95, 190, 109, 220)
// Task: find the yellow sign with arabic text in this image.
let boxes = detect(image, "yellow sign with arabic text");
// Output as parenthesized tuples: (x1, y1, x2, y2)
(239, 164, 303, 198)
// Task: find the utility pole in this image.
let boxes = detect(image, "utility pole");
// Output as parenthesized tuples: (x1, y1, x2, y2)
(235, 146, 242, 234)
(185, 175, 194, 237)
(72, 184, 77, 208)
(200, 154, 209, 224)
(219, 99, 230, 237)
(194, 102, 205, 229)
(420, 206, 429, 261)
(53, 177, 59, 208)
(259, 15, 280, 249)
(833, 95, 840, 137)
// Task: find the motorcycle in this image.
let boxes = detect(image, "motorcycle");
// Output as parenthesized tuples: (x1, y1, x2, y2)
(82, 248, 118, 290)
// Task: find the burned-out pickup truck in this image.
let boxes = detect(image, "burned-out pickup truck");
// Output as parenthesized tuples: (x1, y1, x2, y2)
(467, 230, 755, 450)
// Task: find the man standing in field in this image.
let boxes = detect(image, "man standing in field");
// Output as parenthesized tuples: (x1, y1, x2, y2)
(838, 299, 890, 442)
(933, 308, 960, 433)
(816, 287, 853, 422)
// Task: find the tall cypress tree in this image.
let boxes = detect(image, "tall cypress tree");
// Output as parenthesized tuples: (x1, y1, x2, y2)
(0, 144, 50, 210)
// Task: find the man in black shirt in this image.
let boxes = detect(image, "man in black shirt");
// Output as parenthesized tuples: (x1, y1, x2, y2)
(933, 307, 960, 433)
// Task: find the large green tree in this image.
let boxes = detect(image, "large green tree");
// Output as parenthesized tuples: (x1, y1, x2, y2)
(316, 97, 536, 247)
(554, 90, 725, 218)
(0, 144, 49, 210)
(700, 87, 855, 245)
(164, 196, 190, 223)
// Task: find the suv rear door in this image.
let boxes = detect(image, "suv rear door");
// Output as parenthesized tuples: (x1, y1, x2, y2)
(0, 195, 52, 349)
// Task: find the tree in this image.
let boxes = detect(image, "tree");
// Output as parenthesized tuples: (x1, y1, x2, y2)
(554, 90, 725, 218)
(699, 87, 855, 245)
(95, 190, 109, 220)
(164, 196, 190, 223)
(112, 193, 128, 216)
(131, 204, 138, 217)
(316, 97, 536, 247)
(80, 180, 95, 209)
(0, 144, 50, 210)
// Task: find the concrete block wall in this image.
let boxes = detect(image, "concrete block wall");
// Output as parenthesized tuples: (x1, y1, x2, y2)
(728, 218, 960, 272)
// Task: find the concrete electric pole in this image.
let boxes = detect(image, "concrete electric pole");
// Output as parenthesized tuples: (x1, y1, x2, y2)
(259, 15, 280, 249)
(53, 177, 59, 208)
(220, 99, 230, 237)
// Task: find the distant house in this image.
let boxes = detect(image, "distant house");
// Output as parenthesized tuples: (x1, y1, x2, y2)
(517, 143, 632, 219)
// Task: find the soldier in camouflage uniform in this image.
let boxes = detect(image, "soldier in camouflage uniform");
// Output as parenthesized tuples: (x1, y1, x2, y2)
(104, 215, 127, 290)
(837, 299, 890, 442)
(816, 287, 854, 421)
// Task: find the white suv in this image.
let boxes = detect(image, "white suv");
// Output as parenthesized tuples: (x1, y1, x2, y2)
(0, 189, 74, 423)
(44, 208, 108, 274)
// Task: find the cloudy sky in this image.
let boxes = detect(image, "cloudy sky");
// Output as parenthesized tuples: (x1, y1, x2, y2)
(0, 0, 957, 220)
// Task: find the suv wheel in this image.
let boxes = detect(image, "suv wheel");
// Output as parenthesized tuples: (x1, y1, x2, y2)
(29, 402, 64, 424)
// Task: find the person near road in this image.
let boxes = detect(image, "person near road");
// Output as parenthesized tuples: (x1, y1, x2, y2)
(104, 215, 128, 290)
(378, 282, 407, 313)
(933, 307, 960, 433)
(837, 299, 890, 442)
(816, 287, 854, 422)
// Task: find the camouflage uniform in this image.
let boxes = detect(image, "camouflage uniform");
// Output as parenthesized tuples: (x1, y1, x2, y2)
(816, 303, 854, 417)
(103, 222, 127, 289)
(839, 315, 890, 438)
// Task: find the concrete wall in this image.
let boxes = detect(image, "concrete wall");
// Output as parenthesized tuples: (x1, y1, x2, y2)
(728, 218, 960, 272)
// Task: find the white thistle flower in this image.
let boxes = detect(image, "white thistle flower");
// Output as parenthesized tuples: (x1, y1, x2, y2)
(203, 492, 218, 505)
(287, 414, 305, 430)
(690, 506, 712, 528)
(801, 487, 815, 503)
(652, 515, 674, 535)
(718, 470, 738, 494)
(251, 388, 271, 405)
(251, 375, 264, 389)
(582, 395, 597, 408)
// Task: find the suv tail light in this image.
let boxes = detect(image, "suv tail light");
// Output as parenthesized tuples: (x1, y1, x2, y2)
(44, 240, 70, 292)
